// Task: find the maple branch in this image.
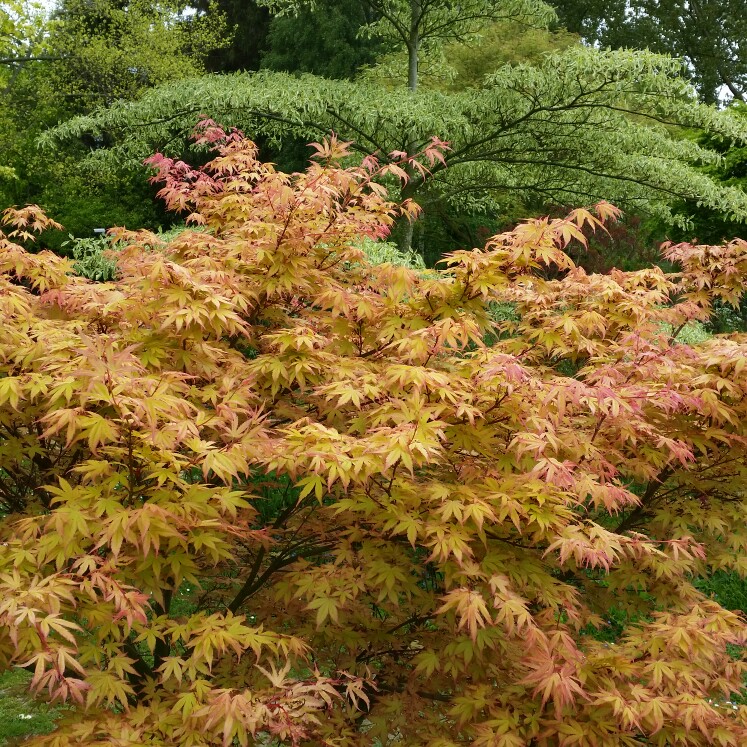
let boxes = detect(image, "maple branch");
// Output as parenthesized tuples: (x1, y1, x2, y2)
(324, 106, 390, 158)
(273, 199, 298, 252)
(151, 588, 174, 673)
(227, 539, 335, 613)
(386, 458, 401, 495)
(615, 467, 674, 534)
(123, 638, 156, 699)
(484, 531, 536, 550)
(0, 474, 27, 513)
(227, 486, 300, 613)
(669, 320, 689, 343)
(359, 340, 396, 358)
(354, 645, 421, 665)
(414, 689, 452, 702)
(228, 545, 267, 613)
(384, 613, 435, 636)
(0, 55, 61, 65)
(482, 392, 510, 417)
(125, 424, 136, 505)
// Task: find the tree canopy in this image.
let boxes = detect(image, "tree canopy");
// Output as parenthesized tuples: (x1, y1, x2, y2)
(551, 0, 747, 105)
(48, 0, 229, 108)
(5, 125, 747, 744)
(0, 1, 52, 181)
(260, 0, 388, 80)
(0, 1, 51, 70)
(0, 0, 230, 247)
(47, 46, 747, 254)
(192, 0, 271, 73)
(260, 0, 555, 90)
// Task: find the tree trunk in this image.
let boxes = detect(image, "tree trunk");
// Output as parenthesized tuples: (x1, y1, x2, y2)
(407, 0, 420, 92)
(399, 0, 421, 252)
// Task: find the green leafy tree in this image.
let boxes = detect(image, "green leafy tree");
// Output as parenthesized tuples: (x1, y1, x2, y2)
(441, 19, 579, 91)
(0, 1, 52, 71)
(190, 0, 271, 73)
(262, 0, 388, 80)
(551, 0, 747, 105)
(47, 47, 747, 257)
(0, 1, 55, 181)
(260, 0, 554, 91)
(49, 0, 230, 108)
(0, 0, 231, 248)
(667, 102, 747, 245)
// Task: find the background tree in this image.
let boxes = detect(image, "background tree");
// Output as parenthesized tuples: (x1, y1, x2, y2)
(47, 45, 747, 261)
(191, 0, 271, 73)
(440, 18, 579, 91)
(261, 0, 555, 91)
(546, 0, 747, 263)
(0, 0, 230, 249)
(0, 1, 53, 181)
(49, 0, 229, 108)
(0, 1, 52, 71)
(259, 0, 555, 250)
(663, 104, 747, 246)
(261, 0, 388, 80)
(551, 0, 747, 105)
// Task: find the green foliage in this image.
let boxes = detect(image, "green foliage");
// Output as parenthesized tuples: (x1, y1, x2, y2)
(698, 572, 747, 617)
(0, 1, 51, 84)
(261, 0, 555, 53)
(443, 19, 578, 90)
(62, 234, 119, 282)
(46, 47, 747, 248)
(550, 0, 747, 105)
(191, 0, 271, 73)
(662, 103, 747, 246)
(261, 0, 555, 93)
(0, 0, 230, 256)
(673, 320, 712, 345)
(262, 0, 388, 79)
(0, 670, 63, 745)
(355, 235, 425, 268)
(707, 301, 747, 334)
(358, 18, 578, 103)
(33, 161, 168, 252)
(363, 18, 578, 92)
(49, 0, 231, 107)
(0, 2, 58, 187)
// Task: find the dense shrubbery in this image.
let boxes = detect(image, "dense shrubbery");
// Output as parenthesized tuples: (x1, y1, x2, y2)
(4, 127, 747, 744)
(61, 235, 120, 282)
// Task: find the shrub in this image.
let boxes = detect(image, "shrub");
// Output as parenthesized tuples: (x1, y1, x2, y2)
(62, 234, 119, 282)
(354, 235, 425, 269)
(3, 126, 747, 745)
(62, 225, 211, 282)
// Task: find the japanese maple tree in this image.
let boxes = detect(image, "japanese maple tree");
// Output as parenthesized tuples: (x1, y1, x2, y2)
(3, 122, 747, 745)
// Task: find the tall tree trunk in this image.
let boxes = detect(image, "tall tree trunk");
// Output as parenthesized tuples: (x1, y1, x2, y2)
(399, 0, 421, 252)
(407, 0, 420, 92)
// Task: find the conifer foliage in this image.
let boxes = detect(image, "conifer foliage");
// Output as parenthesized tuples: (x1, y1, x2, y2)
(3, 123, 747, 745)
